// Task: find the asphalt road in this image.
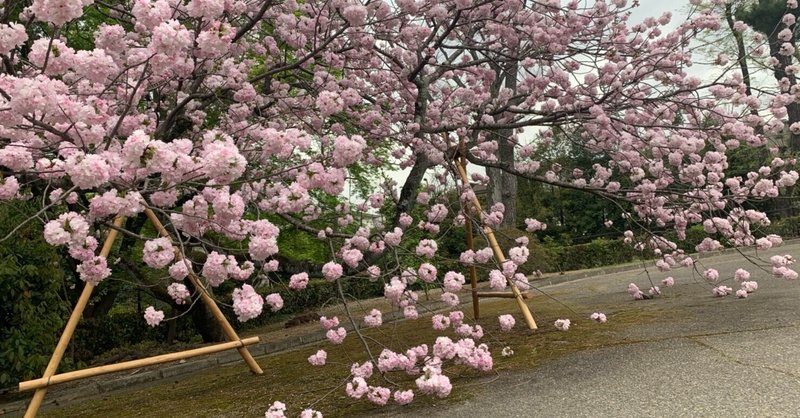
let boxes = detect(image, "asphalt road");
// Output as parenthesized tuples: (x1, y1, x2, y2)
(393, 243, 800, 418)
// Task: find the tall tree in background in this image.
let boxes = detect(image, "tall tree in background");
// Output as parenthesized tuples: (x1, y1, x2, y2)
(738, 0, 800, 150)
(486, 59, 519, 229)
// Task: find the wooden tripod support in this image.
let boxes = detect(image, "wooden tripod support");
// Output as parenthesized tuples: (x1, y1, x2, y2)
(19, 210, 263, 417)
(454, 145, 538, 330)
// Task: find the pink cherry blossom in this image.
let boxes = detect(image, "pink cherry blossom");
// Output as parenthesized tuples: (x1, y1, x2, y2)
(712, 286, 733, 297)
(144, 306, 164, 327)
(342, 4, 368, 26)
(68, 236, 98, 262)
(167, 283, 190, 305)
(590, 313, 607, 323)
(322, 262, 343, 281)
(202, 252, 229, 287)
(554, 319, 571, 331)
(741, 281, 758, 293)
(367, 265, 381, 280)
(432, 314, 450, 330)
(320, 316, 339, 330)
(489, 269, 506, 290)
(31, 0, 94, 26)
(415, 239, 438, 258)
(415, 366, 452, 398)
(498, 314, 515, 331)
(308, 349, 327, 366)
(0, 177, 19, 200)
(346, 377, 369, 399)
(367, 386, 391, 405)
(351, 361, 374, 379)
(398, 213, 413, 228)
(3, 0, 800, 411)
(525, 218, 547, 232)
(300, 409, 322, 418)
(265, 293, 284, 312)
(64, 154, 113, 189)
(0, 23, 27, 55)
(326, 327, 347, 344)
(443, 312, 462, 329)
(265, 401, 287, 418)
(232, 284, 263, 322)
(169, 260, 190, 281)
(627, 283, 644, 300)
(734, 268, 751, 282)
(364, 309, 383, 328)
(142, 237, 175, 269)
(289, 272, 309, 290)
(44, 212, 89, 246)
(393, 389, 414, 405)
(418, 263, 437, 282)
(341, 248, 363, 268)
(403, 305, 419, 319)
(441, 292, 459, 307)
(703, 269, 720, 283)
(77, 256, 112, 285)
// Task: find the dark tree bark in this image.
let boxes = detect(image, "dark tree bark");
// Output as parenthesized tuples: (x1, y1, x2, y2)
(766, 32, 800, 151)
(738, 0, 800, 149)
(486, 60, 518, 228)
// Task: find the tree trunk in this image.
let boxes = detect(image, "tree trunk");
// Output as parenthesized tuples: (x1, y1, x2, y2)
(118, 253, 227, 343)
(768, 33, 800, 151)
(487, 143, 517, 228)
(83, 286, 119, 318)
(767, 34, 799, 217)
(166, 307, 178, 344)
(191, 298, 226, 342)
(487, 60, 518, 229)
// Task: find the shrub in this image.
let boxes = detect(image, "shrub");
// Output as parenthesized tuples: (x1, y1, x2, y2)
(548, 238, 640, 272)
(764, 215, 800, 238)
(0, 203, 69, 385)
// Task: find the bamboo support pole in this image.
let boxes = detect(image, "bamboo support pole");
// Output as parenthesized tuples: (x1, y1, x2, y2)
(143, 208, 264, 375)
(23, 216, 125, 418)
(475, 291, 533, 299)
(463, 173, 481, 319)
(19, 337, 260, 392)
(465, 216, 480, 319)
(454, 161, 538, 330)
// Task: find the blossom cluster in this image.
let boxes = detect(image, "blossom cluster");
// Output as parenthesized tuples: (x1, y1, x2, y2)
(232, 284, 263, 322)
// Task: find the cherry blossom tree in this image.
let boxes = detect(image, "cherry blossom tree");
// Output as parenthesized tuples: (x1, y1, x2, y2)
(1, 0, 799, 415)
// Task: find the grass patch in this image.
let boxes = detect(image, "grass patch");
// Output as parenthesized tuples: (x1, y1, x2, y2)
(39, 296, 672, 418)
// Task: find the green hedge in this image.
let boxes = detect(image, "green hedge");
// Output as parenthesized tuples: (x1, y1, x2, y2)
(764, 215, 800, 238)
(545, 238, 642, 272)
(470, 228, 641, 274)
(0, 203, 69, 386)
